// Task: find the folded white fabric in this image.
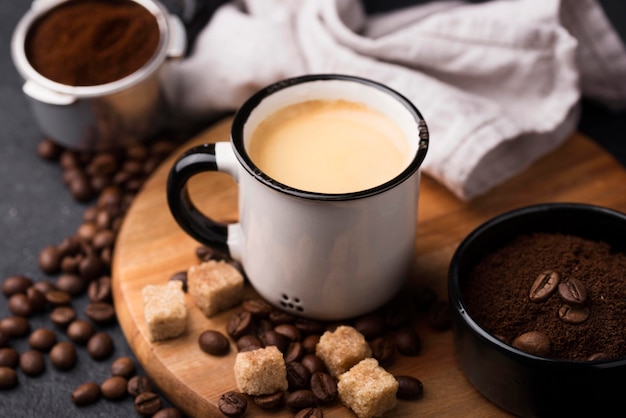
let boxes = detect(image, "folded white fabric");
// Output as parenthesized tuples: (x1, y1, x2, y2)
(162, 0, 626, 200)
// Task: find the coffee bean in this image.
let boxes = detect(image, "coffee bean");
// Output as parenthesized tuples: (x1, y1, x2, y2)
(45, 289, 72, 306)
(8, 293, 33, 317)
(168, 271, 188, 293)
(261, 330, 288, 353)
(71, 382, 101, 406)
(134, 391, 162, 416)
(111, 356, 136, 379)
(354, 314, 386, 340)
(242, 298, 273, 317)
(0, 316, 30, 337)
(286, 389, 317, 411)
(28, 328, 57, 351)
(50, 306, 77, 328)
(69, 175, 95, 202)
(153, 408, 184, 418)
(268, 310, 295, 325)
(529, 270, 560, 302)
(0, 348, 19, 368)
(236, 335, 263, 352)
(85, 302, 116, 325)
(427, 300, 452, 331)
(369, 336, 396, 366)
(92, 229, 115, 250)
(66, 319, 95, 344)
(218, 391, 247, 417)
(295, 407, 324, 418)
(302, 335, 320, 354)
(198, 330, 230, 356)
(26, 287, 46, 313)
(284, 341, 305, 363)
(57, 235, 81, 257)
(395, 375, 424, 399)
(38, 245, 61, 274)
(558, 304, 590, 324)
(0, 366, 17, 390)
(0, 330, 7, 347)
(32, 279, 57, 295)
(37, 138, 62, 161)
(394, 327, 422, 356)
(286, 361, 311, 390)
(294, 318, 325, 336)
(558, 278, 587, 306)
(310, 372, 338, 403)
(128, 375, 152, 398)
(301, 354, 327, 375)
(2, 275, 33, 297)
(254, 391, 284, 409)
(101, 375, 128, 400)
(512, 331, 551, 356)
(19, 350, 45, 376)
(274, 324, 301, 342)
(227, 311, 254, 340)
(55, 273, 85, 297)
(87, 332, 114, 360)
(50, 341, 77, 371)
(79, 253, 104, 282)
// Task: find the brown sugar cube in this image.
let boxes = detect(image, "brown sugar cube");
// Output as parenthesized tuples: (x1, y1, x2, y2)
(187, 260, 244, 318)
(142, 281, 187, 342)
(316, 325, 372, 377)
(233, 346, 288, 396)
(338, 358, 398, 418)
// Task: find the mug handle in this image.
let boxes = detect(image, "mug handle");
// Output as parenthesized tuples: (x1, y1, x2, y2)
(166, 142, 242, 258)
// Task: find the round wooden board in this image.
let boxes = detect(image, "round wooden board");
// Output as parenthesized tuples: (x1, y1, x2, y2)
(112, 117, 626, 417)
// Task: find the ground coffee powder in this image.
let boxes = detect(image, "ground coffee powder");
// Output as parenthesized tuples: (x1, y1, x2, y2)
(463, 232, 626, 361)
(25, 0, 160, 86)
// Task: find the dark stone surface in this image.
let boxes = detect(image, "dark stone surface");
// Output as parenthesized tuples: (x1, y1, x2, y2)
(0, 1, 624, 417)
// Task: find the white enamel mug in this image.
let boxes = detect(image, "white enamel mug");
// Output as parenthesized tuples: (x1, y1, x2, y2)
(167, 74, 429, 321)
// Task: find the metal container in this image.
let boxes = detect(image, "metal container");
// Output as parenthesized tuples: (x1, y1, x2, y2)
(11, 0, 187, 151)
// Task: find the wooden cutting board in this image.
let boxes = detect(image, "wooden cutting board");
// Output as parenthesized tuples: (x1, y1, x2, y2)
(112, 117, 626, 417)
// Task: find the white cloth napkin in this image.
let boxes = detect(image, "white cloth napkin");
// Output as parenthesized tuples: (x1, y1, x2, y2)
(162, 0, 626, 200)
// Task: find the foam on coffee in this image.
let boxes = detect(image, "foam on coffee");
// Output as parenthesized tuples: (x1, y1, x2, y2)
(247, 100, 411, 194)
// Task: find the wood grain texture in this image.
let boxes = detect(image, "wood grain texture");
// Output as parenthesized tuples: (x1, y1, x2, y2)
(112, 117, 626, 417)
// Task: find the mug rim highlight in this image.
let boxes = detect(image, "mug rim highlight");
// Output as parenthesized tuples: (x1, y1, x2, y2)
(230, 74, 429, 201)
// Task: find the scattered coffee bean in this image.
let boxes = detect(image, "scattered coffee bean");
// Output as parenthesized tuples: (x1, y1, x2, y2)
(0, 330, 8, 347)
(66, 319, 96, 344)
(302, 335, 320, 354)
(558, 304, 590, 325)
(284, 341, 305, 363)
(354, 314, 386, 340)
(19, 350, 46, 377)
(0, 367, 18, 390)
(286, 361, 310, 390)
(198, 330, 230, 356)
(87, 332, 114, 360)
(32, 279, 56, 295)
(55, 273, 85, 297)
(37, 138, 62, 161)
(274, 324, 301, 342)
(512, 331, 551, 357)
(558, 278, 587, 306)
(49, 341, 77, 371)
(111, 356, 136, 379)
(88, 276, 112, 303)
(49, 306, 77, 328)
(45, 289, 72, 306)
(394, 327, 422, 356)
(0, 348, 19, 368)
(260, 330, 288, 353)
(294, 318, 325, 336)
(301, 354, 326, 375)
(2, 275, 33, 297)
(427, 300, 452, 331)
(71, 381, 101, 406)
(101, 375, 128, 400)
(168, 271, 188, 293)
(128, 375, 152, 398)
(286, 389, 317, 411)
(28, 328, 57, 351)
(242, 298, 273, 317)
(310, 372, 337, 403)
(85, 302, 116, 325)
(369, 336, 396, 366)
(268, 310, 295, 325)
(8, 293, 33, 317)
(38, 245, 61, 274)
(227, 311, 254, 340)
(254, 391, 284, 409)
(295, 407, 324, 418)
(529, 270, 560, 302)
(218, 391, 247, 417)
(395, 375, 424, 399)
(153, 408, 184, 418)
(0, 316, 30, 337)
(26, 287, 46, 313)
(236, 335, 263, 352)
(134, 391, 162, 416)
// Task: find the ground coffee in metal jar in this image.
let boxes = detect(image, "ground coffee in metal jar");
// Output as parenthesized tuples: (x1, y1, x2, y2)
(463, 232, 626, 361)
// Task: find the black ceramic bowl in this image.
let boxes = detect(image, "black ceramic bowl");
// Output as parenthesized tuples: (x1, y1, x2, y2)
(448, 203, 626, 418)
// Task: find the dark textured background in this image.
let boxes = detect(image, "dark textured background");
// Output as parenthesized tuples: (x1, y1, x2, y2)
(1, 1, 625, 417)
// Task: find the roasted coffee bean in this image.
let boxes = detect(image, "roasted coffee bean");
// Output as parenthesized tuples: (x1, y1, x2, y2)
(168, 271, 188, 293)
(128, 375, 152, 398)
(26, 287, 46, 313)
(428, 300, 452, 331)
(295, 407, 324, 418)
(302, 335, 320, 354)
(28, 328, 57, 351)
(242, 298, 273, 317)
(56, 273, 85, 296)
(153, 408, 184, 418)
(0, 330, 7, 347)
(284, 341, 305, 363)
(236, 335, 263, 352)
(286, 361, 311, 390)
(37, 138, 62, 161)
(254, 391, 284, 409)
(369, 336, 396, 366)
(111, 356, 136, 379)
(61, 254, 82, 274)
(274, 324, 301, 342)
(78, 253, 104, 282)
(32, 279, 56, 295)
(50, 306, 77, 328)
(254, 319, 274, 336)
(45, 289, 72, 306)
(310, 372, 338, 403)
(512, 331, 551, 356)
(558, 278, 587, 306)
(587, 352, 609, 361)
(0, 366, 18, 390)
(286, 389, 318, 411)
(294, 318, 325, 335)
(38, 245, 61, 274)
(134, 391, 162, 416)
(0, 348, 19, 368)
(227, 311, 254, 340)
(354, 314, 386, 340)
(101, 375, 128, 400)
(92, 230, 115, 250)
(198, 330, 230, 356)
(395, 375, 424, 399)
(558, 304, 590, 324)
(268, 310, 295, 325)
(8, 293, 33, 317)
(85, 302, 116, 325)
(394, 327, 422, 356)
(261, 330, 288, 353)
(49, 341, 77, 371)
(529, 270, 560, 302)
(2, 275, 33, 297)
(69, 175, 95, 202)
(87, 332, 114, 360)
(72, 382, 101, 406)
(0, 316, 30, 337)
(57, 235, 81, 257)
(66, 319, 96, 344)
(413, 285, 438, 312)
(218, 391, 247, 417)
(301, 354, 327, 375)
(19, 350, 45, 376)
